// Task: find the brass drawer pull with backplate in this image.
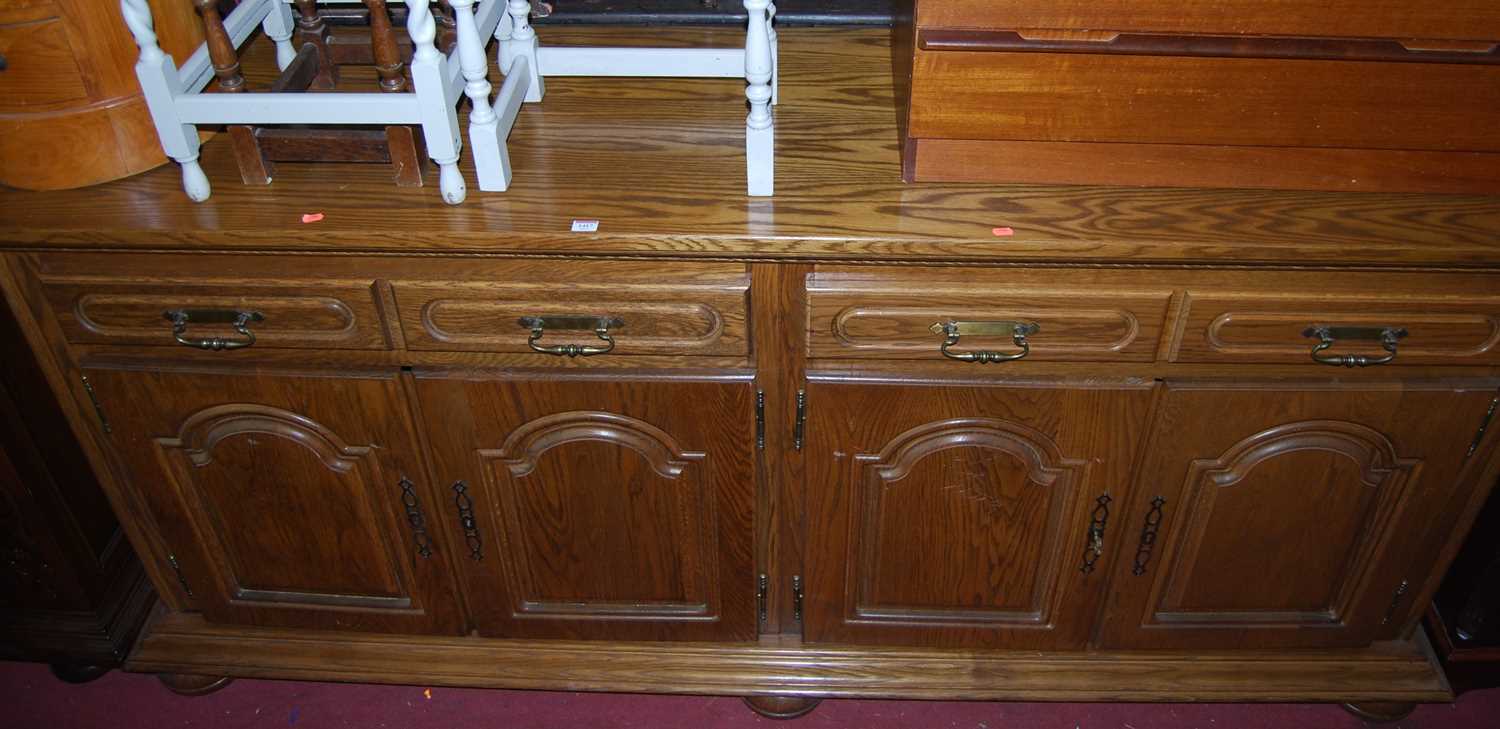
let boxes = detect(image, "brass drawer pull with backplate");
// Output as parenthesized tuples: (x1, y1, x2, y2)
(930, 320, 1040, 363)
(1302, 325, 1407, 367)
(519, 315, 625, 357)
(163, 308, 264, 351)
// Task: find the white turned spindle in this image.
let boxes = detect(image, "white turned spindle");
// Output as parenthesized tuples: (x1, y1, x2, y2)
(503, 0, 544, 102)
(743, 0, 774, 196)
(494, 2, 514, 69)
(452, 0, 496, 129)
(508, 0, 535, 41)
(263, 0, 297, 70)
(767, 1, 778, 105)
(452, 0, 510, 191)
(122, 0, 210, 201)
(407, 0, 466, 203)
(120, 0, 162, 64)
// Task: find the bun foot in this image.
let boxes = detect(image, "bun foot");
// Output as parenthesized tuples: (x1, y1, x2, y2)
(49, 663, 111, 684)
(158, 672, 233, 696)
(743, 695, 821, 720)
(1340, 701, 1417, 723)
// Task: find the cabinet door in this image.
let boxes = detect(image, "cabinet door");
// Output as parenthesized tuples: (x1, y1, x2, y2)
(1099, 382, 1499, 650)
(416, 373, 757, 641)
(803, 379, 1155, 649)
(83, 367, 465, 634)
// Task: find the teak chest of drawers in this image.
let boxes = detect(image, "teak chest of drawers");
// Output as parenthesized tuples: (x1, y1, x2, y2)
(896, 0, 1500, 195)
(2, 27, 1499, 722)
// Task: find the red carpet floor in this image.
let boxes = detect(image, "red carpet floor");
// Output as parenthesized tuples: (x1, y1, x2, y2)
(4, 659, 1498, 728)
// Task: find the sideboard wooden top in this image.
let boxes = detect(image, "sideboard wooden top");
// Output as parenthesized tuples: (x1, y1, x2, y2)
(1, 27, 1498, 267)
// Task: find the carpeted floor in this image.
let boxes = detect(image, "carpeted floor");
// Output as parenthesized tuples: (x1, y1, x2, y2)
(3, 659, 1497, 728)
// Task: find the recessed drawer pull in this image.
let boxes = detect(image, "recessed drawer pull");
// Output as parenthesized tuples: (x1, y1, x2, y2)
(163, 308, 264, 351)
(929, 320, 1040, 363)
(1302, 325, 1408, 368)
(519, 315, 625, 357)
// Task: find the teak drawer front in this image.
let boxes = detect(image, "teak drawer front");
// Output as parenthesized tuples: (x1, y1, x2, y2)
(1174, 284, 1500, 367)
(915, 0, 1500, 42)
(907, 50, 1500, 153)
(807, 270, 1172, 362)
(32, 255, 391, 351)
(392, 263, 749, 357)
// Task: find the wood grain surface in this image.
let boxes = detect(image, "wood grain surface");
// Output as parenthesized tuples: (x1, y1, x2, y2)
(128, 610, 1454, 702)
(1099, 383, 1500, 650)
(2, 27, 1499, 267)
(908, 51, 1500, 152)
(802, 379, 1154, 649)
(914, 0, 1500, 42)
(412, 372, 758, 641)
(79, 367, 468, 634)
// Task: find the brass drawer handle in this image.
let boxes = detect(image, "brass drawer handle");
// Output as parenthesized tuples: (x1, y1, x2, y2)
(1302, 325, 1407, 367)
(519, 315, 624, 357)
(930, 320, 1040, 363)
(163, 308, 264, 351)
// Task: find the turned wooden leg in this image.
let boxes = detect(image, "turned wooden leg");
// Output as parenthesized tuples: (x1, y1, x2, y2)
(158, 673, 234, 697)
(292, 0, 337, 88)
(49, 663, 111, 684)
(743, 696, 821, 720)
(1340, 701, 1417, 723)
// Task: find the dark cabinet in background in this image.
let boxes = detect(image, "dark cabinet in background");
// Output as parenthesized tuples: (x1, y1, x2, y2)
(0, 297, 153, 680)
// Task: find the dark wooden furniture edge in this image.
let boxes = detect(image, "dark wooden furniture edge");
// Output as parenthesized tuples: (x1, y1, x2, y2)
(0, 559, 155, 667)
(1427, 600, 1500, 694)
(127, 612, 1452, 702)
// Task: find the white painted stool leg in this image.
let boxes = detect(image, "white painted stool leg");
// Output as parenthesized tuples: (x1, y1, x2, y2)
(407, 0, 466, 204)
(505, 0, 544, 102)
(452, 0, 509, 191)
(493, 2, 513, 69)
(743, 0, 774, 196)
(767, 1, 778, 106)
(262, 0, 298, 70)
(121, 0, 210, 202)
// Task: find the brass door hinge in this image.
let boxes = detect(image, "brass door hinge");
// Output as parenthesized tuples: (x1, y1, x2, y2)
(166, 553, 193, 598)
(1467, 394, 1499, 459)
(792, 390, 806, 451)
(791, 575, 804, 622)
(80, 375, 110, 434)
(755, 391, 766, 450)
(756, 573, 769, 623)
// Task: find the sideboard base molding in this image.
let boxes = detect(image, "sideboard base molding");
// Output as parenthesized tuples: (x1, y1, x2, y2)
(128, 612, 1452, 704)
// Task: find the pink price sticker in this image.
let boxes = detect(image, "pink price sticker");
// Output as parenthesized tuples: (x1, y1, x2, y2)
(991, 227, 1015, 237)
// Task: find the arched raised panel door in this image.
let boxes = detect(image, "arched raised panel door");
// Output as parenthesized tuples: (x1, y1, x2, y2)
(1100, 382, 1500, 650)
(81, 368, 465, 634)
(803, 379, 1155, 649)
(415, 374, 757, 641)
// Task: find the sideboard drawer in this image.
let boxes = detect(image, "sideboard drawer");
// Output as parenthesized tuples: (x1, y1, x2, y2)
(1174, 279, 1500, 367)
(33, 254, 393, 351)
(807, 268, 1173, 362)
(390, 261, 750, 357)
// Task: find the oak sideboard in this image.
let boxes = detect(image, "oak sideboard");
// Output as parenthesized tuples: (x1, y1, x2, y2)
(2, 27, 1498, 722)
